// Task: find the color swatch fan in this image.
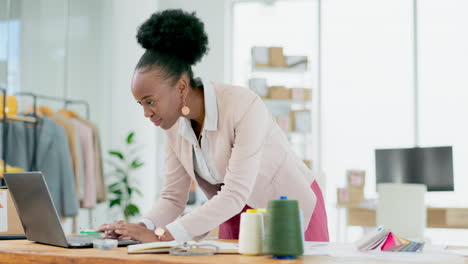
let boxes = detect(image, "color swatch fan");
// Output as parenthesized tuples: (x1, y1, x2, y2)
(356, 227, 425, 252)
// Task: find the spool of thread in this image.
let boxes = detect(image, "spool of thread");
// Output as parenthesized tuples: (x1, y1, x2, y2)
(239, 209, 264, 255)
(264, 196, 304, 259)
(257, 208, 267, 230)
(257, 208, 268, 254)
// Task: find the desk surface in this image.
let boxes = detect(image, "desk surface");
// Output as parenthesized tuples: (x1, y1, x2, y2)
(2, 240, 465, 264)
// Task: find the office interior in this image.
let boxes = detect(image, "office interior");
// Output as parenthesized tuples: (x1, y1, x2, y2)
(1, 0, 467, 250)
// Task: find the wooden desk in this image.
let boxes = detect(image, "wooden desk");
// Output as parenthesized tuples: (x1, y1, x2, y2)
(2, 240, 465, 264)
(347, 207, 468, 228)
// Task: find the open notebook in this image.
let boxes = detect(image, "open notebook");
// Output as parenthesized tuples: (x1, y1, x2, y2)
(127, 240, 239, 254)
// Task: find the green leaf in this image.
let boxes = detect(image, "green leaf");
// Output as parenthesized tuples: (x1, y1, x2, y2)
(127, 187, 133, 195)
(112, 189, 123, 195)
(124, 203, 140, 217)
(126, 132, 135, 144)
(108, 182, 120, 190)
(130, 160, 144, 169)
(109, 150, 125, 160)
(109, 199, 120, 208)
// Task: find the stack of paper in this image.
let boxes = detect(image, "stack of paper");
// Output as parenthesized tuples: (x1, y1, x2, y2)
(356, 227, 425, 252)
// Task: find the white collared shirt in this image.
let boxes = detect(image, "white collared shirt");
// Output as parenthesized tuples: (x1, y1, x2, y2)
(177, 78, 221, 185)
(140, 77, 221, 242)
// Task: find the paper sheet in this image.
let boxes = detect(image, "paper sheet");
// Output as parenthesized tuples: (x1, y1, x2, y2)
(203, 240, 239, 252)
(0, 191, 7, 232)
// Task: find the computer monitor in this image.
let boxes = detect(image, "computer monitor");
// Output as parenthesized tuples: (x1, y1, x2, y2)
(375, 146, 454, 192)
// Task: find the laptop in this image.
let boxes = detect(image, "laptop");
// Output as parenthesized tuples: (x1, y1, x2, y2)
(4, 171, 139, 248)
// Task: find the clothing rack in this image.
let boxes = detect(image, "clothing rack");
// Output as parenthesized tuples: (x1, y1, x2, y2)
(1, 89, 94, 231)
(1, 88, 38, 186)
(0, 89, 91, 184)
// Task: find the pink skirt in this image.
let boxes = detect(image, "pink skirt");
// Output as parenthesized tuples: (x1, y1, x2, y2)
(218, 180, 329, 242)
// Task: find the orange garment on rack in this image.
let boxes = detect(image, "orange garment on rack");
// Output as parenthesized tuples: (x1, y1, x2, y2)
(0, 162, 24, 178)
(0, 95, 18, 116)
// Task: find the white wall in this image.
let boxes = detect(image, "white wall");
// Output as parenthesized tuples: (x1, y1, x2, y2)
(100, 0, 159, 226)
(157, 0, 230, 83)
(19, 0, 68, 98)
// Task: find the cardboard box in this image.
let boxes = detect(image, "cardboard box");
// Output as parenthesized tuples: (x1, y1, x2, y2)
(269, 47, 286, 68)
(346, 170, 366, 188)
(290, 110, 311, 133)
(269, 86, 291, 100)
(291, 88, 312, 101)
(0, 188, 24, 236)
(446, 208, 468, 227)
(348, 207, 376, 227)
(337, 187, 365, 207)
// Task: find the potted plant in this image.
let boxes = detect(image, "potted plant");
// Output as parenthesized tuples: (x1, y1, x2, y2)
(107, 131, 143, 222)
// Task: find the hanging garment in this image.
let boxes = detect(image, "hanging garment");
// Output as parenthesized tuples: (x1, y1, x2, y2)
(0, 116, 79, 217)
(43, 109, 81, 194)
(78, 119, 106, 203)
(56, 112, 86, 202)
(33, 116, 79, 217)
(0, 121, 30, 170)
(0, 161, 24, 177)
(71, 118, 96, 208)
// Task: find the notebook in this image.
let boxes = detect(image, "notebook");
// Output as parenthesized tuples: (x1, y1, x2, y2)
(127, 240, 239, 254)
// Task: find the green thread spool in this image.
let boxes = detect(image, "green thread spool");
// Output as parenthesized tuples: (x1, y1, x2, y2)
(264, 196, 304, 259)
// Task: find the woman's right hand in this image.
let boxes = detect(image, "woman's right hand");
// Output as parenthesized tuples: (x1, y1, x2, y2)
(96, 221, 147, 240)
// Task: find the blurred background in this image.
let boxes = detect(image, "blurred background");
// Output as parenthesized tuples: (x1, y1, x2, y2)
(1, 0, 467, 245)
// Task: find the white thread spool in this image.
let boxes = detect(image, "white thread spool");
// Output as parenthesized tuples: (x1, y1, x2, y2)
(257, 208, 268, 254)
(257, 208, 267, 228)
(239, 209, 264, 255)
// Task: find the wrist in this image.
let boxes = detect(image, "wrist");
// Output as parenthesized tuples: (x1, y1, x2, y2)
(154, 227, 174, 241)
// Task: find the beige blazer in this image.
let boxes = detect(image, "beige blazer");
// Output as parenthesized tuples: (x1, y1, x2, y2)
(144, 82, 317, 239)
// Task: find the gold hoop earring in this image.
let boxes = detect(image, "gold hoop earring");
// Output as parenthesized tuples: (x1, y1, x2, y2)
(181, 100, 190, 116)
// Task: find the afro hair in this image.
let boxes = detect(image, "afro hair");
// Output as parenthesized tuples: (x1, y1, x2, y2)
(136, 9, 209, 66)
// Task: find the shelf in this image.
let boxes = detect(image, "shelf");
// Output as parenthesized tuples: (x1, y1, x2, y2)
(252, 66, 307, 73)
(263, 99, 312, 107)
(287, 131, 312, 137)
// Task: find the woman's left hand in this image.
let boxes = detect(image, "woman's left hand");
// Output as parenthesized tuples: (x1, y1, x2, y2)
(98, 222, 173, 243)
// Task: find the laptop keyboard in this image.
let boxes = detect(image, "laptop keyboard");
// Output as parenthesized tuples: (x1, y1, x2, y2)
(66, 235, 95, 245)
(66, 235, 139, 247)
